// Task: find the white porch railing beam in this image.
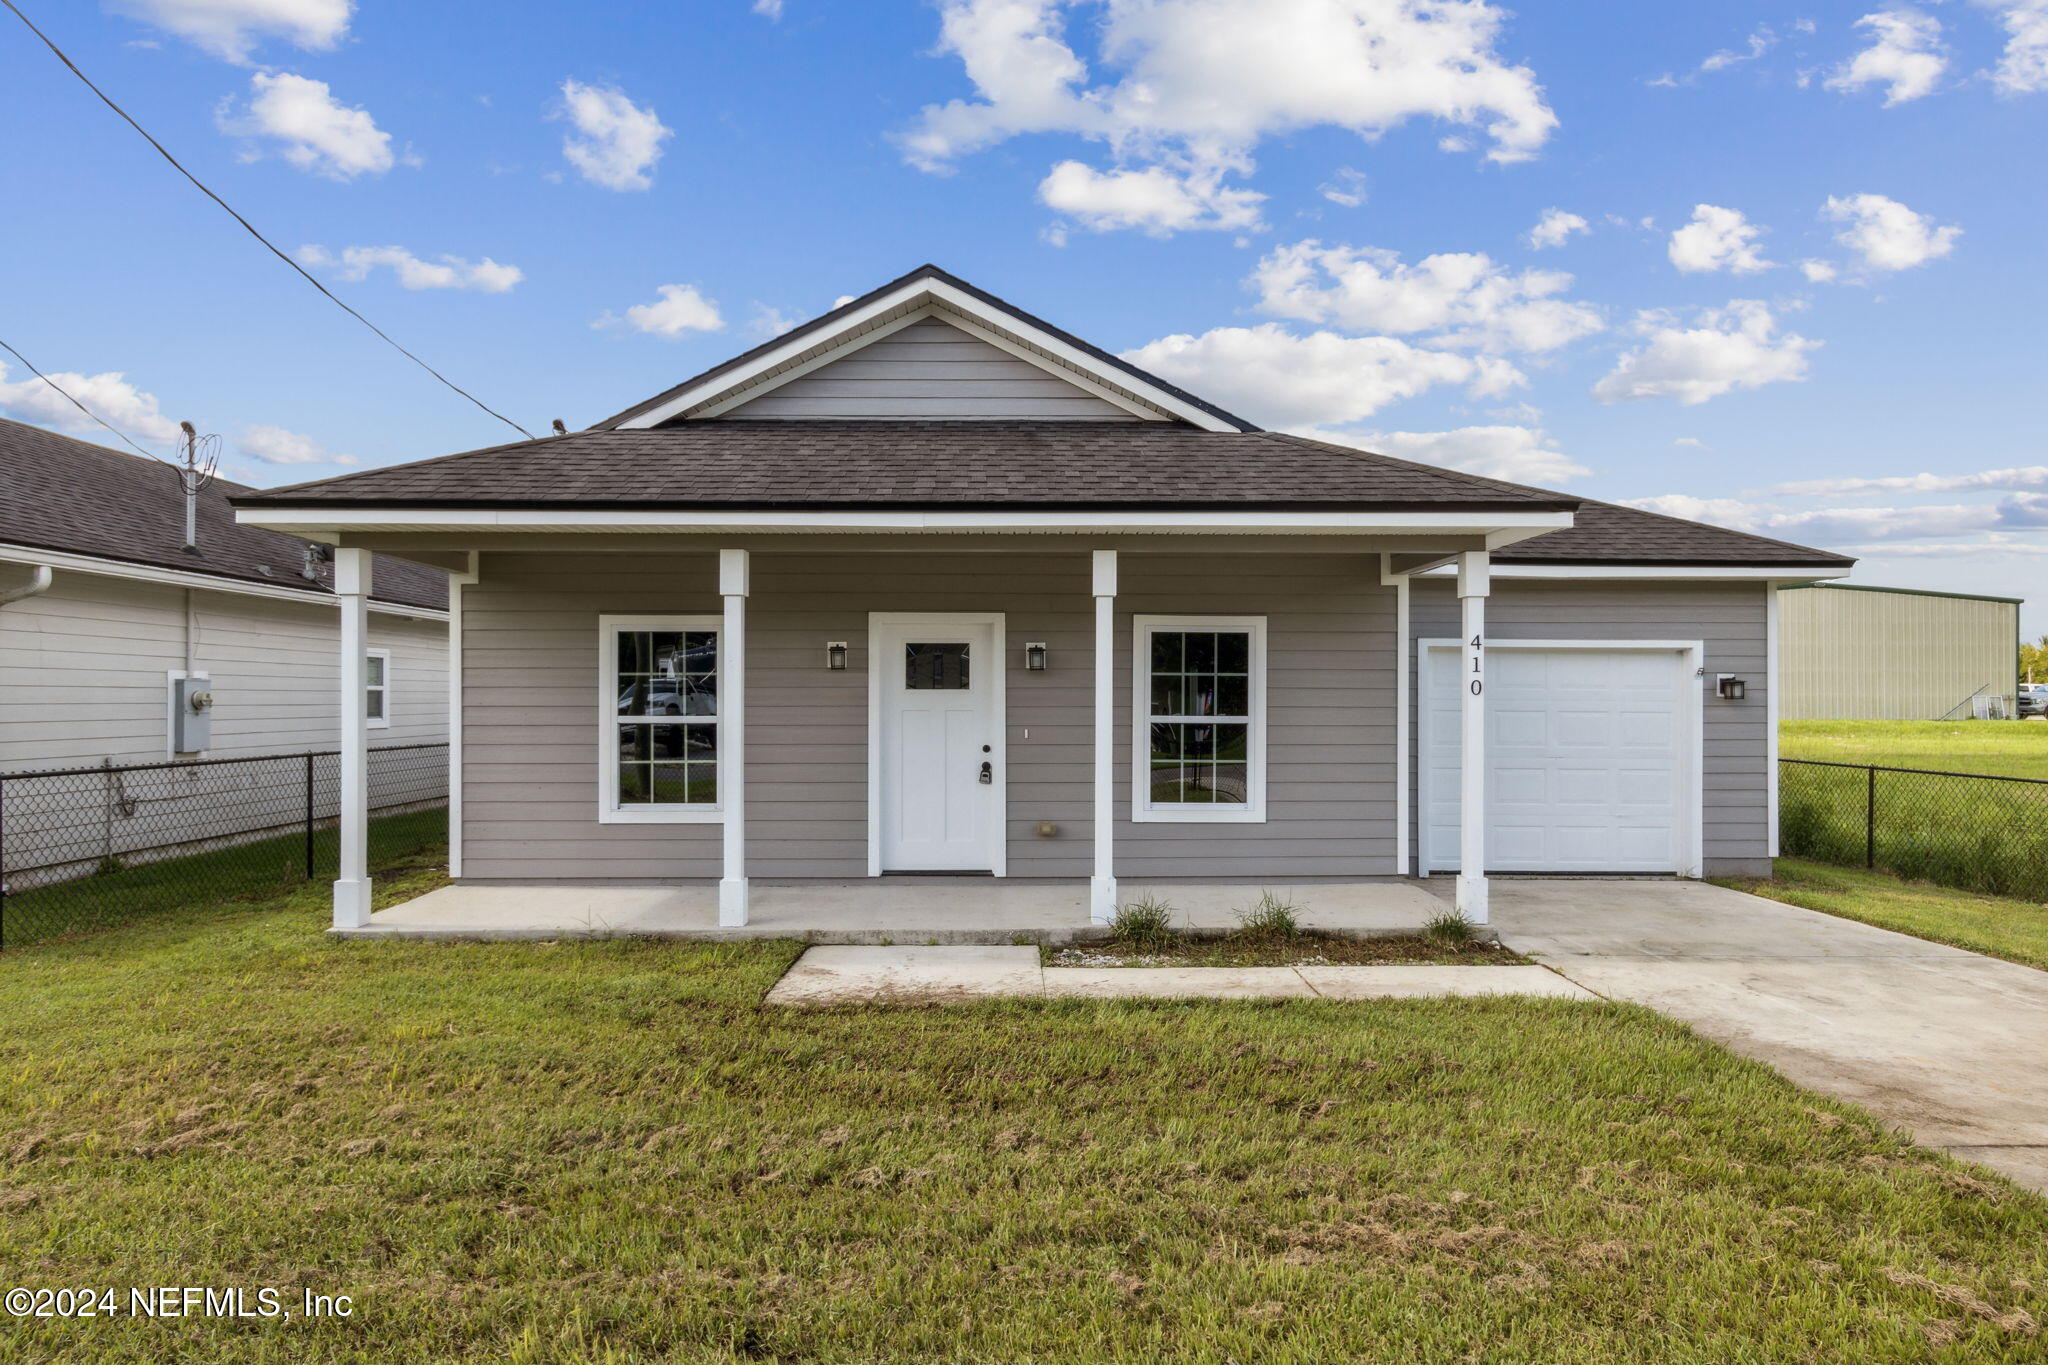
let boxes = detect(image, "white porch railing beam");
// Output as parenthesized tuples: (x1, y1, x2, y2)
(1456, 549, 1490, 923)
(1090, 549, 1118, 923)
(333, 547, 373, 929)
(719, 549, 750, 927)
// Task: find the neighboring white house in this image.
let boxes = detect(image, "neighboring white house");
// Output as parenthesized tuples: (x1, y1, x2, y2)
(0, 418, 450, 892)
(0, 417, 449, 772)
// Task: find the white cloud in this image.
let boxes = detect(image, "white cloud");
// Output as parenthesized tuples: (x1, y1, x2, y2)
(297, 244, 522, 292)
(595, 284, 725, 338)
(1617, 493, 2048, 542)
(1593, 300, 1818, 406)
(1038, 158, 1265, 235)
(557, 80, 672, 192)
(1672, 437, 1710, 450)
(1981, 1, 2048, 94)
(1525, 208, 1588, 250)
(752, 0, 785, 18)
(899, 0, 1556, 234)
(1774, 465, 2048, 496)
(1699, 24, 1780, 73)
(1121, 324, 1497, 429)
(1351, 425, 1588, 484)
(1800, 259, 1840, 283)
(218, 72, 399, 180)
(1825, 9, 1947, 105)
(1248, 240, 1602, 355)
(110, 0, 352, 65)
(239, 423, 354, 466)
(0, 361, 183, 446)
(1319, 168, 1369, 208)
(1821, 193, 1960, 272)
(747, 303, 803, 339)
(1667, 204, 1774, 274)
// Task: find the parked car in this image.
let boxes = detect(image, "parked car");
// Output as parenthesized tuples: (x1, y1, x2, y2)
(2020, 684, 2048, 718)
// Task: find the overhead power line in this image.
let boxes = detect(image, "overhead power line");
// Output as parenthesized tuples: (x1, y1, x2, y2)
(1, 0, 535, 441)
(0, 334, 173, 463)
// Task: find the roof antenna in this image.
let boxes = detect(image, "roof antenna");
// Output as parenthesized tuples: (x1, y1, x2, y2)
(175, 419, 220, 553)
(551, 418, 568, 436)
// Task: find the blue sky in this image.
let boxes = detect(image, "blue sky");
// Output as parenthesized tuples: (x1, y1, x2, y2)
(4, 2, 2046, 625)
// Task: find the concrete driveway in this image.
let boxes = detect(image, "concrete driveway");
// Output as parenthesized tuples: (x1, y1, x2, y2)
(1492, 879, 2048, 1193)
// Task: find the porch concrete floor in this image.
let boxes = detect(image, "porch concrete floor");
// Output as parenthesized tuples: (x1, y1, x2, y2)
(334, 878, 1451, 945)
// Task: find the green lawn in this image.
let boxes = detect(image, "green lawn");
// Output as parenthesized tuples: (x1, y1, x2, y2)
(1722, 857, 2048, 973)
(1782, 719, 2048, 779)
(4, 864, 2048, 1359)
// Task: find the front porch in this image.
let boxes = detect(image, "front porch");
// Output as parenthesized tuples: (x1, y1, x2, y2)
(332, 877, 1458, 944)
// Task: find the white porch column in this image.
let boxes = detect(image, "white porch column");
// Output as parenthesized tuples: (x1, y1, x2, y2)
(1456, 549, 1490, 923)
(718, 549, 750, 927)
(333, 547, 373, 929)
(1090, 549, 1118, 923)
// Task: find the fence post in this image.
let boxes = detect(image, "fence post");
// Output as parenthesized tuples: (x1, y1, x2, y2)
(304, 752, 316, 881)
(1865, 765, 1876, 870)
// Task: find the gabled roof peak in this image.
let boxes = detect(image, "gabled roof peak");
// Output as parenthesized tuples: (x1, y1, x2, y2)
(591, 264, 1259, 434)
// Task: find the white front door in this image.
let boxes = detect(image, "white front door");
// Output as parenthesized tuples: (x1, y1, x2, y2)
(874, 616, 1003, 872)
(1424, 645, 1695, 874)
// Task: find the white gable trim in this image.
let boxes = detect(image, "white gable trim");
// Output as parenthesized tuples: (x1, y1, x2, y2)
(617, 277, 1240, 432)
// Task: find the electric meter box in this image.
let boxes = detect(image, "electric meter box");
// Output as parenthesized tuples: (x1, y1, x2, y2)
(173, 676, 214, 752)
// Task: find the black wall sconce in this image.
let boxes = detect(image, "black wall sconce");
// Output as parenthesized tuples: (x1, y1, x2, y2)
(1023, 641, 1049, 672)
(826, 641, 848, 671)
(1716, 674, 1746, 700)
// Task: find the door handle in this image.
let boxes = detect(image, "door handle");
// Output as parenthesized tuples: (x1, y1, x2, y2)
(978, 761, 993, 784)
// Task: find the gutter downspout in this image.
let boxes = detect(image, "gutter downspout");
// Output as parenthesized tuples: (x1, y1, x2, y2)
(0, 565, 53, 607)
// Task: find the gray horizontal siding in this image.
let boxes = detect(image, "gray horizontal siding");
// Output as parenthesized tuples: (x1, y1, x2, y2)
(459, 548, 1398, 882)
(722, 317, 1141, 421)
(1407, 578, 1770, 874)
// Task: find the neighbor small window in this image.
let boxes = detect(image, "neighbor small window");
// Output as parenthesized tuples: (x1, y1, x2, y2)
(366, 649, 391, 730)
(1132, 617, 1266, 823)
(600, 616, 722, 823)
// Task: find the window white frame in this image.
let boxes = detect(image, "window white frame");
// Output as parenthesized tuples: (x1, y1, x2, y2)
(598, 614, 724, 825)
(365, 648, 392, 730)
(1416, 639, 1704, 878)
(1131, 615, 1267, 824)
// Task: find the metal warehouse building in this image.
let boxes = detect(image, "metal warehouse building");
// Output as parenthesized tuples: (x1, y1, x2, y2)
(1779, 583, 2022, 720)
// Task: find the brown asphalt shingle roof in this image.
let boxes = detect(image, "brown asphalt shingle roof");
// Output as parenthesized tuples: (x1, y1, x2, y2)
(234, 420, 1850, 568)
(1, 418, 448, 611)
(238, 422, 1578, 511)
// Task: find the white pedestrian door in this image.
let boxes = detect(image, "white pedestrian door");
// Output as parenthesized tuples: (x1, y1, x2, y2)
(876, 617, 1001, 871)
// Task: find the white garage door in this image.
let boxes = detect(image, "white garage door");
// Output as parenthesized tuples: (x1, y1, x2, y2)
(1424, 646, 1695, 874)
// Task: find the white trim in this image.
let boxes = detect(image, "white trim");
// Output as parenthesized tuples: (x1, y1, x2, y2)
(365, 647, 392, 730)
(1381, 555, 1412, 877)
(333, 547, 373, 928)
(1415, 561, 1846, 583)
(718, 550, 750, 926)
(1418, 638, 1706, 880)
(0, 541, 448, 618)
(235, 507, 1577, 536)
(1767, 581, 1782, 859)
(865, 611, 1008, 877)
(1130, 615, 1268, 825)
(447, 552, 478, 879)
(597, 613, 725, 825)
(1455, 552, 1489, 922)
(615, 277, 1240, 432)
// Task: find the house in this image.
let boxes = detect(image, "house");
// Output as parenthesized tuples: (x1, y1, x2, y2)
(0, 417, 450, 773)
(1779, 583, 2021, 720)
(231, 265, 1853, 933)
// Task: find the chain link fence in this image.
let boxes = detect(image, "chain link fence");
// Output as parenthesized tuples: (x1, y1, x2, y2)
(0, 743, 447, 949)
(1779, 758, 2048, 902)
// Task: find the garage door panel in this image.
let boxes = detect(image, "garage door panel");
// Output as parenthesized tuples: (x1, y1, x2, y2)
(1426, 646, 1691, 873)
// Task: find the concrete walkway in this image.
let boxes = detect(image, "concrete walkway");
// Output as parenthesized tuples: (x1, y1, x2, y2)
(1491, 879, 2048, 1193)
(764, 946, 1593, 1007)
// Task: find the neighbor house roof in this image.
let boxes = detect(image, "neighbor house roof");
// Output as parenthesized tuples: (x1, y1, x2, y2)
(1495, 498, 1855, 568)
(0, 418, 448, 611)
(590, 264, 1261, 433)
